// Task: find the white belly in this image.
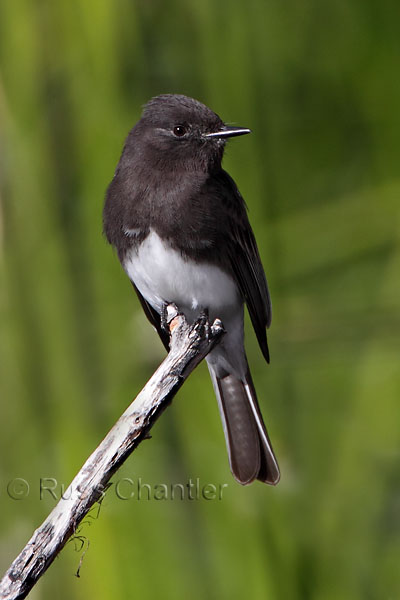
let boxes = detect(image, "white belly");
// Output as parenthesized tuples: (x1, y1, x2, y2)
(123, 230, 240, 320)
(124, 230, 247, 378)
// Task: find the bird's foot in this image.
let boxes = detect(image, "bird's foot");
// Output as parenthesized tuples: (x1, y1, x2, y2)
(196, 308, 212, 342)
(162, 302, 183, 333)
(160, 302, 170, 334)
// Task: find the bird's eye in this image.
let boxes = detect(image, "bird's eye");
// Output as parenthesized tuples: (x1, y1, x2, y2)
(173, 125, 187, 137)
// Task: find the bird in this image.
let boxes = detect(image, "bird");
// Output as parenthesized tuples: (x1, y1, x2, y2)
(103, 94, 280, 485)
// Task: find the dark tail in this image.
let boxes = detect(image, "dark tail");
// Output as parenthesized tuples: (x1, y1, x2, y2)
(209, 367, 280, 485)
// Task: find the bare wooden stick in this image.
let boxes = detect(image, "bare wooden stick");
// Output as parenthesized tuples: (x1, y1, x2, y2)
(0, 305, 224, 600)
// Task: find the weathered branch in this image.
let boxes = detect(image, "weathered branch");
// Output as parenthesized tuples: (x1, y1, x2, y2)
(0, 305, 224, 600)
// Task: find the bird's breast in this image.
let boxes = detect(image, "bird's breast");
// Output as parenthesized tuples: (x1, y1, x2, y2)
(123, 229, 240, 321)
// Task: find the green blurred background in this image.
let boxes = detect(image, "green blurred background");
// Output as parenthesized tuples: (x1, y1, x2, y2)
(1, 0, 399, 598)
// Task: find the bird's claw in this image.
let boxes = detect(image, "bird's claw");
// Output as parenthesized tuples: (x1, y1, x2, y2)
(162, 303, 213, 341)
(160, 302, 170, 334)
(162, 302, 183, 333)
(196, 308, 212, 342)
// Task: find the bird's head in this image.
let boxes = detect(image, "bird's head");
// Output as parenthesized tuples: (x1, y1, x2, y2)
(127, 94, 251, 173)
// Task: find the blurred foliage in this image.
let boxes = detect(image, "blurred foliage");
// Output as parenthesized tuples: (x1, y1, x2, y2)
(1, 0, 400, 598)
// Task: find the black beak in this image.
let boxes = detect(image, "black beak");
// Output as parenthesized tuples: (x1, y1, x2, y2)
(205, 126, 251, 139)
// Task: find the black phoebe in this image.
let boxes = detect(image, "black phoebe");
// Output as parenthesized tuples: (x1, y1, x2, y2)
(103, 94, 280, 485)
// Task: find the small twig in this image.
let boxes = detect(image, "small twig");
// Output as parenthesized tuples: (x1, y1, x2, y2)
(74, 539, 90, 578)
(0, 305, 224, 600)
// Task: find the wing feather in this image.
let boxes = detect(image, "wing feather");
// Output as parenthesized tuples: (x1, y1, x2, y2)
(216, 171, 271, 363)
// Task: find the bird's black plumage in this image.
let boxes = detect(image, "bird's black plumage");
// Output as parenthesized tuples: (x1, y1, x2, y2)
(103, 94, 279, 485)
